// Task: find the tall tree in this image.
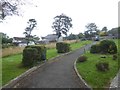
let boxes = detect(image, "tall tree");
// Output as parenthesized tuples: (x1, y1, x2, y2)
(100, 26, 108, 36)
(102, 26, 108, 32)
(52, 13, 72, 38)
(84, 23, 98, 39)
(23, 19, 37, 45)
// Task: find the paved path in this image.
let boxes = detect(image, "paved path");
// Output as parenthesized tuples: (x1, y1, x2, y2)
(9, 43, 94, 88)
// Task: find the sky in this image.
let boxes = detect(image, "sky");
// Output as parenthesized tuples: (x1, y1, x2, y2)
(0, 0, 119, 38)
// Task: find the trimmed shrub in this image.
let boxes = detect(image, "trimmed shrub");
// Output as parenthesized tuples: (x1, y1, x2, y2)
(22, 48, 38, 67)
(99, 40, 117, 54)
(56, 42, 70, 53)
(90, 40, 117, 54)
(22, 45, 46, 67)
(25, 45, 46, 61)
(77, 56, 87, 62)
(90, 44, 100, 53)
(112, 54, 117, 60)
(96, 60, 109, 72)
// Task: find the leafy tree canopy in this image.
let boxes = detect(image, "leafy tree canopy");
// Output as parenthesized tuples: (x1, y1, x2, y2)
(0, 32, 13, 44)
(84, 23, 99, 38)
(52, 13, 72, 38)
(23, 19, 37, 45)
(101, 26, 108, 32)
(0, 0, 37, 19)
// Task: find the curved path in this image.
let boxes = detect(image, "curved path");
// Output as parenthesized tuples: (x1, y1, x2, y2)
(6, 43, 94, 88)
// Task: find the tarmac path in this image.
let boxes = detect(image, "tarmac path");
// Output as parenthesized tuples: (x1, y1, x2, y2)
(5, 42, 95, 88)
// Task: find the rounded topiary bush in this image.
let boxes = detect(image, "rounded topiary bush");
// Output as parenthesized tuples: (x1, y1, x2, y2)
(56, 42, 71, 53)
(112, 54, 117, 60)
(22, 45, 47, 67)
(99, 40, 117, 54)
(77, 55, 87, 62)
(25, 45, 46, 61)
(96, 60, 109, 72)
(90, 44, 100, 53)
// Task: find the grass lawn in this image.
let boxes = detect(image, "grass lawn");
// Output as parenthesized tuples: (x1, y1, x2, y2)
(2, 40, 92, 86)
(76, 39, 119, 88)
(2, 54, 28, 85)
(70, 40, 92, 50)
(46, 48, 58, 60)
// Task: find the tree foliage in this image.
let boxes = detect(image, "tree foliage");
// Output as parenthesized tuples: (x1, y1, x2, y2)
(0, 0, 37, 19)
(23, 19, 37, 45)
(66, 33, 77, 40)
(108, 27, 118, 35)
(1, 1, 17, 19)
(0, 0, 23, 19)
(100, 26, 108, 36)
(32, 35, 40, 44)
(77, 33, 84, 39)
(52, 13, 72, 38)
(0, 32, 13, 44)
(66, 33, 84, 40)
(101, 27, 108, 32)
(107, 27, 120, 38)
(84, 23, 99, 39)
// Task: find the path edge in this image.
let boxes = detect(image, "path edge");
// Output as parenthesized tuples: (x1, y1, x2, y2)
(74, 58, 92, 89)
(2, 62, 45, 88)
(109, 70, 120, 89)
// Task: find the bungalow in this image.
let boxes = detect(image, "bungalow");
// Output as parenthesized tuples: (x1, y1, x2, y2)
(41, 34, 58, 43)
(13, 37, 35, 46)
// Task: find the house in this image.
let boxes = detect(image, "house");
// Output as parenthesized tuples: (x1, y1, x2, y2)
(13, 37, 25, 43)
(41, 34, 58, 43)
(13, 37, 35, 46)
(35, 40, 49, 44)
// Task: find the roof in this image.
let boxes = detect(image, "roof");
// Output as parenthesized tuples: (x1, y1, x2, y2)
(45, 34, 57, 39)
(13, 37, 25, 40)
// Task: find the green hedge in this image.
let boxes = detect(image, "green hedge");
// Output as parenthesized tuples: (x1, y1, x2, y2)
(100, 40, 117, 54)
(25, 45, 46, 61)
(22, 45, 46, 67)
(22, 48, 38, 67)
(90, 44, 100, 53)
(56, 42, 71, 53)
(90, 40, 117, 54)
